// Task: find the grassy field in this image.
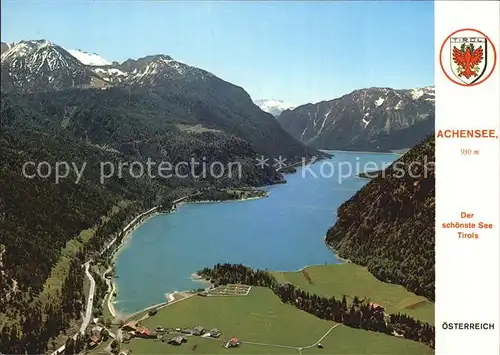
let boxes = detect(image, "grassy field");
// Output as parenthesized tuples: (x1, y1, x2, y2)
(301, 326, 433, 355)
(124, 287, 433, 355)
(271, 264, 434, 324)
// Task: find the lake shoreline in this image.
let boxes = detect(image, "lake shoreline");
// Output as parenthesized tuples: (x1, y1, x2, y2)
(105, 207, 162, 320)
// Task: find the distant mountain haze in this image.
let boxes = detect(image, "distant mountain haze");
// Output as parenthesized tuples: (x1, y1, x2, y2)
(254, 99, 295, 117)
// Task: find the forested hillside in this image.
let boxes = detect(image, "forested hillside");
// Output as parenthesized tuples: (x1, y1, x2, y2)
(326, 136, 435, 300)
(0, 130, 150, 353)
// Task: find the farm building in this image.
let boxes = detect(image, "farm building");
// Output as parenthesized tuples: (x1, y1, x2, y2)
(148, 309, 158, 316)
(91, 326, 103, 337)
(168, 336, 187, 345)
(121, 332, 133, 344)
(226, 338, 240, 348)
(193, 326, 205, 336)
(208, 328, 222, 338)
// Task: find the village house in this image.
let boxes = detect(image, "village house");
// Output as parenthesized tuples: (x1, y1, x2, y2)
(181, 328, 195, 335)
(87, 335, 101, 349)
(86, 326, 104, 348)
(155, 326, 165, 333)
(135, 326, 156, 339)
(225, 337, 240, 348)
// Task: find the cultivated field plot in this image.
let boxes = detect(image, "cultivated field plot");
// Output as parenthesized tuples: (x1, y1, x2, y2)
(207, 284, 252, 296)
(271, 264, 435, 324)
(125, 287, 433, 355)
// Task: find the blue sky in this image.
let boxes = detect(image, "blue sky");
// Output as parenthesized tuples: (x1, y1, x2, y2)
(2, 1, 434, 104)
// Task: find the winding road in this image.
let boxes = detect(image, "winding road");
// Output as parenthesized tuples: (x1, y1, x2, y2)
(80, 261, 96, 333)
(103, 266, 117, 319)
(49, 262, 96, 355)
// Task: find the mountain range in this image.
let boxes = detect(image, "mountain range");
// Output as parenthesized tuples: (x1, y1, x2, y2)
(1, 40, 433, 152)
(1, 40, 316, 160)
(278, 86, 434, 151)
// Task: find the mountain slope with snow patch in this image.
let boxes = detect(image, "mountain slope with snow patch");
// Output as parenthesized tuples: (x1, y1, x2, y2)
(68, 49, 111, 66)
(1, 40, 109, 92)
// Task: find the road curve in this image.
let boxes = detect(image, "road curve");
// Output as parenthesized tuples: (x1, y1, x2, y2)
(80, 261, 96, 333)
(50, 262, 96, 355)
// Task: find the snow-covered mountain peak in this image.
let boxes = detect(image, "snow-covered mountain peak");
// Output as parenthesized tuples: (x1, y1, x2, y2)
(254, 99, 295, 116)
(68, 49, 111, 66)
(1, 39, 109, 92)
(1, 38, 219, 91)
(118, 54, 211, 86)
(1, 40, 55, 61)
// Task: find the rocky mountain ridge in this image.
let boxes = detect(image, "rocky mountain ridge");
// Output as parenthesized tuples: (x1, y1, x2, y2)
(1, 40, 230, 93)
(278, 86, 434, 151)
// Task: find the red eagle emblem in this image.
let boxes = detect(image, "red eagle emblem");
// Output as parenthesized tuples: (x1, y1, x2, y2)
(452, 43, 483, 79)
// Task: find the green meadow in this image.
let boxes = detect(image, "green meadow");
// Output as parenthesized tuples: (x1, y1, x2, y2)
(271, 264, 434, 324)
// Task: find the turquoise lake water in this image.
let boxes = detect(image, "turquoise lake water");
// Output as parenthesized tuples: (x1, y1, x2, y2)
(114, 151, 398, 313)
